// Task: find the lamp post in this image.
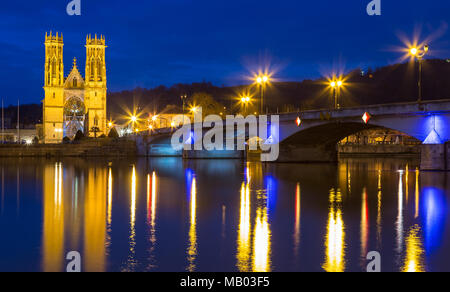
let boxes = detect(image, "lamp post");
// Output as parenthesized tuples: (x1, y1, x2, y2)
(409, 45, 429, 103)
(256, 75, 269, 114)
(181, 94, 187, 116)
(330, 79, 344, 109)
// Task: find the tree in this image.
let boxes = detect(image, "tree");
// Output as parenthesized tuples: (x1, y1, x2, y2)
(108, 127, 119, 138)
(74, 130, 85, 141)
(189, 92, 226, 118)
(90, 127, 101, 138)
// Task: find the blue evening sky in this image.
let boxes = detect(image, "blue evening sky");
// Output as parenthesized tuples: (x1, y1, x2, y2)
(0, 0, 449, 104)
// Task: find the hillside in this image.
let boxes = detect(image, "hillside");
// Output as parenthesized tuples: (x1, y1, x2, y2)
(107, 59, 450, 118)
(6, 59, 450, 126)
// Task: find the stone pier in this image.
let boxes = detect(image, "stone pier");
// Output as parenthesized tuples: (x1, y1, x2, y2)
(420, 143, 450, 171)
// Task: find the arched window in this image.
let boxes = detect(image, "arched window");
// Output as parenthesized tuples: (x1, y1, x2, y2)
(97, 58, 102, 81)
(51, 59, 56, 78)
(73, 78, 77, 87)
(90, 58, 95, 80)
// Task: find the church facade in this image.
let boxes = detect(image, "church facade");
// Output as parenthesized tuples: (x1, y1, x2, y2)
(43, 32, 107, 144)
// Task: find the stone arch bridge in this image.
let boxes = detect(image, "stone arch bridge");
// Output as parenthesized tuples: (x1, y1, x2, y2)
(135, 100, 450, 170)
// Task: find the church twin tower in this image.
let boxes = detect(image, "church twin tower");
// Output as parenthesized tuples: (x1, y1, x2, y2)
(43, 32, 107, 143)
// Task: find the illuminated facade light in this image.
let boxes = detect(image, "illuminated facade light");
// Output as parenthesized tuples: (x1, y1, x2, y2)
(362, 112, 371, 124)
(296, 117, 302, 127)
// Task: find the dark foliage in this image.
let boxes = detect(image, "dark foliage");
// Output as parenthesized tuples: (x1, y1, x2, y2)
(8, 59, 450, 123)
(108, 127, 119, 138)
(90, 127, 101, 138)
(74, 130, 85, 141)
(107, 59, 450, 118)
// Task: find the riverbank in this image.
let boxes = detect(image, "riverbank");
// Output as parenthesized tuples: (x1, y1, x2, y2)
(0, 138, 136, 157)
(338, 144, 420, 157)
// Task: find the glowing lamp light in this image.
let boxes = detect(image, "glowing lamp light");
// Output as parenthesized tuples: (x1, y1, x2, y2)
(131, 116, 137, 123)
(330, 81, 336, 88)
(362, 112, 371, 124)
(337, 80, 343, 87)
(296, 117, 302, 127)
(262, 75, 269, 82)
(256, 77, 263, 84)
(410, 48, 418, 56)
(108, 122, 113, 128)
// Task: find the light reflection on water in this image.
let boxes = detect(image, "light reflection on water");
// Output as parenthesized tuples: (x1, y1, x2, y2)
(0, 157, 449, 272)
(323, 188, 345, 272)
(186, 175, 197, 272)
(402, 225, 425, 272)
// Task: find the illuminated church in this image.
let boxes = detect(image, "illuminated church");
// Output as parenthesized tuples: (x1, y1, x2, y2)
(43, 32, 107, 143)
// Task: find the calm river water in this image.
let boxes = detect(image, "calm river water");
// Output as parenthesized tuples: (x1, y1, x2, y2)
(0, 157, 449, 272)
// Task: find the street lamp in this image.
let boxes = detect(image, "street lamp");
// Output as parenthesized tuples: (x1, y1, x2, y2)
(181, 94, 188, 115)
(130, 115, 138, 133)
(190, 106, 199, 114)
(409, 45, 429, 103)
(256, 75, 269, 114)
(240, 96, 251, 115)
(329, 79, 344, 109)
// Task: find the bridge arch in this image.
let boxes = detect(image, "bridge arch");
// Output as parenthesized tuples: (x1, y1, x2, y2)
(280, 122, 424, 147)
(277, 119, 428, 162)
